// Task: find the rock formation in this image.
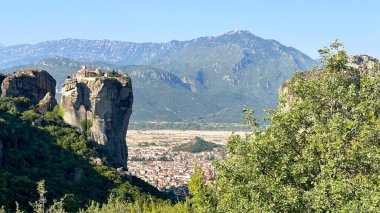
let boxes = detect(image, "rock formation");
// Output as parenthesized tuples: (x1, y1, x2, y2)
(279, 55, 380, 111)
(0, 73, 5, 81)
(348, 55, 380, 74)
(1, 69, 57, 113)
(60, 71, 133, 167)
(0, 74, 5, 96)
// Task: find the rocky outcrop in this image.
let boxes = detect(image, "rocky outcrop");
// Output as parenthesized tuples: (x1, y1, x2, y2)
(36, 92, 57, 114)
(1, 69, 57, 113)
(60, 73, 133, 167)
(279, 55, 380, 111)
(348, 55, 379, 73)
(0, 74, 5, 96)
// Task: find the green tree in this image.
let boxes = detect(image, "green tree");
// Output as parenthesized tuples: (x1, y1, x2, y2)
(29, 180, 66, 213)
(215, 42, 380, 212)
(80, 119, 93, 137)
(29, 180, 47, 213)
(188, 162, 215, 213)
(52, 105, 64, 118)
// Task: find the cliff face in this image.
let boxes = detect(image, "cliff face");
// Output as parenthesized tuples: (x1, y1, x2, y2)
(1, 69, 57, 113)
(60, 74, 133, 167)
(0, 74, 5, 96)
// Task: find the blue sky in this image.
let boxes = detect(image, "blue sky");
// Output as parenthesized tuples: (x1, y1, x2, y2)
(0, 0, 379, 58)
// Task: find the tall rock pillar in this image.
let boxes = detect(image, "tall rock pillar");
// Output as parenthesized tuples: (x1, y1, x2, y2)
(60, 73, 133, 167)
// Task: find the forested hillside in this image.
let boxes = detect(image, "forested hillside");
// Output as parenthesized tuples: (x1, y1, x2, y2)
(0, 98, 169, 212)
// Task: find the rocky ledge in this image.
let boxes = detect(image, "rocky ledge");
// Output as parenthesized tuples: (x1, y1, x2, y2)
(60, 72, 133, 167)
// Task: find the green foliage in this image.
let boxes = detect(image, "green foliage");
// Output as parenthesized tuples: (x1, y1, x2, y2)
(0, 97, 169, 212)
(214, 42, 380, 212)
(242, 108, 259, 130)
(188, 163, 216, 213)
(80, 119, 93, 137)
(318, 40, 348, 72)
(28, 180, 67, 213)
(0, 97, 31, 113)
(29, 180, 48, 213)
(172, 137, 222, 153)
(106, 70, 122, 77)
(79, 195, 191, 213)
(52, 105, 64, 118)
(2, 181, 188, 213)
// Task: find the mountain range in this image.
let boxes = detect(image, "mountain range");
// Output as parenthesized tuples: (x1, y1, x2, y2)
(0, 30, 316, 123)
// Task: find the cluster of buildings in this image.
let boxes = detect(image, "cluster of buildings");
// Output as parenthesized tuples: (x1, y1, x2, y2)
(75, 65, 103, 77)
(73, 65, 121, 78)
(127, 148, 224, 198)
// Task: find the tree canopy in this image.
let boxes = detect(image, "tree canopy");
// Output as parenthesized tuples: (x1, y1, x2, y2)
(215, 41, 380, 212)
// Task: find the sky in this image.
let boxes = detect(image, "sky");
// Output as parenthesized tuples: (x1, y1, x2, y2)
(0, 0, 379, 59)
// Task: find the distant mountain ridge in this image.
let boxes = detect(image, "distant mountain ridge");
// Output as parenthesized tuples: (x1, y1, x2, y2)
(0, 30, 312, 69)
(0, 30, 316, 123)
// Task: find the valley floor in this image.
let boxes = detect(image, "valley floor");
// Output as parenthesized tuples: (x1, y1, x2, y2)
(126, 130, 246, 198)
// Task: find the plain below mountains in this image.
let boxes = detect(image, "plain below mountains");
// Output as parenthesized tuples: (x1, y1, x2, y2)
(0, 30, 316, 123)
